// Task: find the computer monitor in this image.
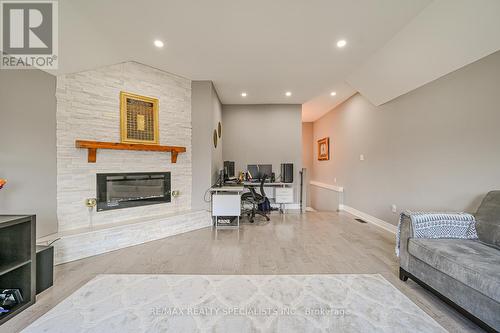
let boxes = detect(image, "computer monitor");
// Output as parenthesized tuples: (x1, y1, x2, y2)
(247, 164, 259, 180)
(258, 164, 272, 179)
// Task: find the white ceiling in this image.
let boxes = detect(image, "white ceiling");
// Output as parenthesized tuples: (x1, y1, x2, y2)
(56, 0, 431, 118)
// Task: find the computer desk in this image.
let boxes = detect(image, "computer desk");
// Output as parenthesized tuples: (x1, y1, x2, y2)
(209, 186, 244, 228)
(228, 181, 294, 213)
(209, 181, 294, 228)
(241, 181, 289, 186)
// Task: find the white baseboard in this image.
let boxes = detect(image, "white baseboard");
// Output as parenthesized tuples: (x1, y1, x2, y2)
(339, 205, 397, 234)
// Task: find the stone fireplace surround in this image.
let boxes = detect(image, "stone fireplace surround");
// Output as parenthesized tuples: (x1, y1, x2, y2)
(39, 210, 210, 264)
(46, 62, 211, 264)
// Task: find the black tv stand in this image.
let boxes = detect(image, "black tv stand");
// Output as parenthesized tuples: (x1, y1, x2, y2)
(0, 215, 36, 325)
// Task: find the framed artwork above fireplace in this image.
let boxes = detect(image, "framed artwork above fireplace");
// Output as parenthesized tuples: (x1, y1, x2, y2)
(120, 91, 159, 144)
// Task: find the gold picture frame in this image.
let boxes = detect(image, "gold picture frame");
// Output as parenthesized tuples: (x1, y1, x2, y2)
(317, 137, 330, 160)
(120, 91, 159, 144)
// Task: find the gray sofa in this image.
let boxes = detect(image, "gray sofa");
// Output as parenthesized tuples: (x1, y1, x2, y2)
(399, 191, 500, 332)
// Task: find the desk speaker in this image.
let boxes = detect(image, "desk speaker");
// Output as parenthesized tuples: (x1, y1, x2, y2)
(281, 163, 293, 183)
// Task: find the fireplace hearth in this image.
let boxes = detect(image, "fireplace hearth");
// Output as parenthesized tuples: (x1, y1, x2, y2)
(96, 172, 171, 211)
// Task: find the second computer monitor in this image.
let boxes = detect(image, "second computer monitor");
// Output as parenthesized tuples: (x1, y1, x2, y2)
(258, 164, 272, 179)
(247, 164, 272, 180)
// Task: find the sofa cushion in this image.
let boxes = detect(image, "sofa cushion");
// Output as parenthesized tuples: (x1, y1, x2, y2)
(475, 190, 500, 247)
(408, 238, 500, 301)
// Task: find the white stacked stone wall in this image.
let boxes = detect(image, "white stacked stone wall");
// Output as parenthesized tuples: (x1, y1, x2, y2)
(56, 62, 192, 231)
(51, 210, 211, 264)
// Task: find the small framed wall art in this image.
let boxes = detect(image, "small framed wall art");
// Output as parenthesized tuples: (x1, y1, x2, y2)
(213, 129, 218, 148)
(120, 91, 159, 144)
(317, 137, 330, 161)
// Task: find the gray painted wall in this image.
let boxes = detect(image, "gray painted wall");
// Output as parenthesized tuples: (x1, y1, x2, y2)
(310, 50, 500, 225)
(222, 104, 302, 203)
(211, 87, 223, 183)
(302, 122, 313, 207)
(0, 69, 57, 237)
(191, 81, 223, 210)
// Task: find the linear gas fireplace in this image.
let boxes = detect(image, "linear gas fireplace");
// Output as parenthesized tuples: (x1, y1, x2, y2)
(96, 172, 171, 211)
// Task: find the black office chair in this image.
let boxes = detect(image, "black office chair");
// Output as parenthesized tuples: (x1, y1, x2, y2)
(241, 176, 271, 223)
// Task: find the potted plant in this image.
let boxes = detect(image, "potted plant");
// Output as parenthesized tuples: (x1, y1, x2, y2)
(0, 179, 6, 190)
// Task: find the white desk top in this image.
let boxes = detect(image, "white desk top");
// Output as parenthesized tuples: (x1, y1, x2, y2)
(210, 182, 292, 192)
(209, 186, 244, 192)
(242, 181, 292, 186)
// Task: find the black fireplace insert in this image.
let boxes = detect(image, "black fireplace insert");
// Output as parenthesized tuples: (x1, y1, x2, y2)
(96, 172, 171, 211)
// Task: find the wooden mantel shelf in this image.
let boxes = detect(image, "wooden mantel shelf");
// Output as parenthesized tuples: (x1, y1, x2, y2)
(75, 140, 186, 163)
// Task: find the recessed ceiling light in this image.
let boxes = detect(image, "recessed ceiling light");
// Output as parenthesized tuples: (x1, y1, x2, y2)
(285, 91, 292, 97)
(241, 92, 247, 97)
(154, 40, 164, 48)
(336, 39, 347, 48)
(330, 91, 337, 96)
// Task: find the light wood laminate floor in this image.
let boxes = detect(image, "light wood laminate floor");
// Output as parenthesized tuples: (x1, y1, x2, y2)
(4, 211, 483, 332)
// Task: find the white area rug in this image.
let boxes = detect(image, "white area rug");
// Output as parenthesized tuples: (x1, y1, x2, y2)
(24, 274, 445, 332)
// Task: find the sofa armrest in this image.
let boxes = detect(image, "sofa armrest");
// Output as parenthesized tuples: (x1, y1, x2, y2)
(399, 215, 414, 271)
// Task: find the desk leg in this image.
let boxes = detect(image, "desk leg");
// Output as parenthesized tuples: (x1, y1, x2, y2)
(211, 192, 215, 226)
